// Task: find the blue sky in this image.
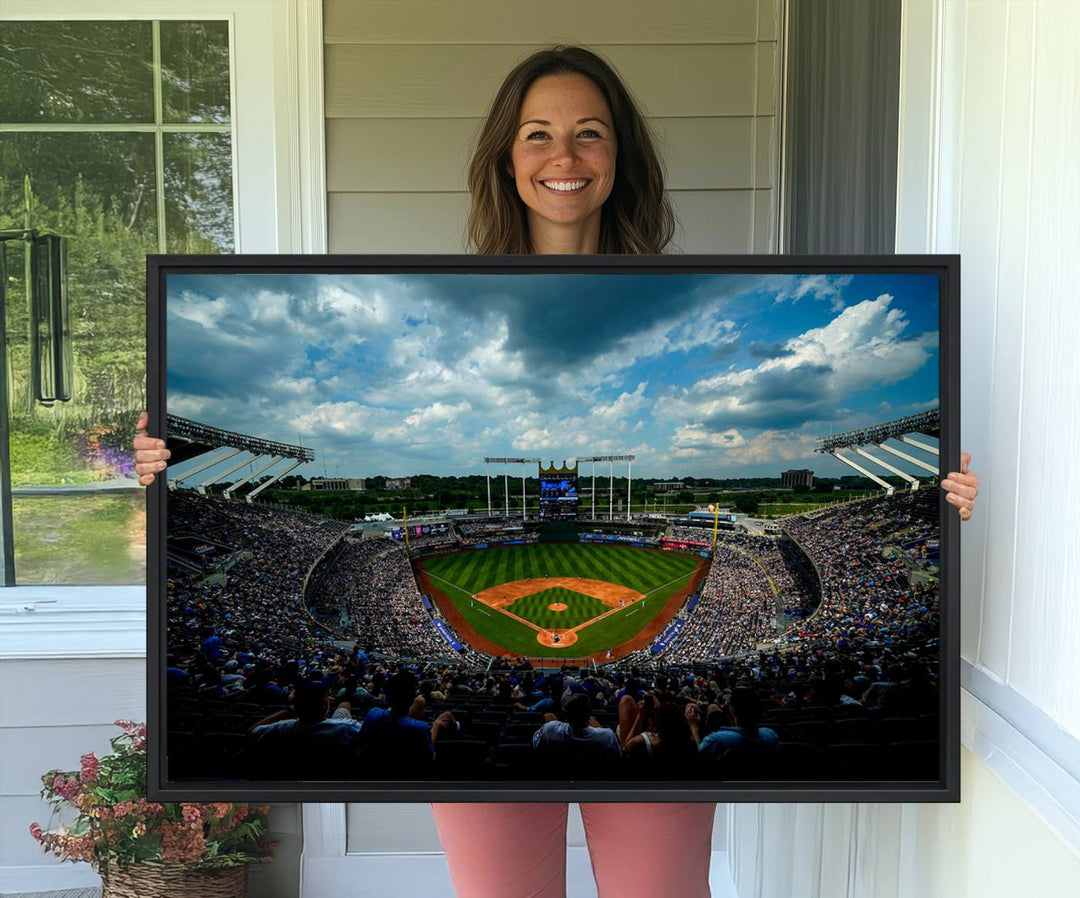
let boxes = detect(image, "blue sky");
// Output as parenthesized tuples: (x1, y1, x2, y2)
(166, 271, 940, 480)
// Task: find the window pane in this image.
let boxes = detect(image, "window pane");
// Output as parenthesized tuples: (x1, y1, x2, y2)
(2, 132, 154, 584)
(0, 21, 154, 124)
(1, 19, 235, 586)
(12, 493, 145, 585)
(164, 133, 235, 253)
(160, 21, 232, 124)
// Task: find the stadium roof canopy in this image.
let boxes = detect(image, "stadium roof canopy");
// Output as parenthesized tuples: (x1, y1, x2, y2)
(815, 409, 939, 453)
(166, 414, 314, 465)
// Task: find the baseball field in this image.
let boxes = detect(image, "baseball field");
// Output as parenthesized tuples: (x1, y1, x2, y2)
(414, 543, 707, 659)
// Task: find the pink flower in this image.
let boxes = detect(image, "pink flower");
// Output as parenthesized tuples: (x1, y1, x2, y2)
(29, 822, 43, 842)
(137, 799, 166, 818)
(160, 821, 206, 863)
(80, 753, 99, 782)
(181, 804, 203, 824)
(52, 778, 80, 801)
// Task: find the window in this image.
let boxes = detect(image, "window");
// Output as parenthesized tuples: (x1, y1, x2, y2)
(0, 18, 234, 584)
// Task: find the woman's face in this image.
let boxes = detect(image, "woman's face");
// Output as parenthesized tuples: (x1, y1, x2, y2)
(509, 73, 616, 238)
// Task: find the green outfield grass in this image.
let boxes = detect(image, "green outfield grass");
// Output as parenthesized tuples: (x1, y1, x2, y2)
(420, 544, 703, 657)
(506, 587, 611, 630)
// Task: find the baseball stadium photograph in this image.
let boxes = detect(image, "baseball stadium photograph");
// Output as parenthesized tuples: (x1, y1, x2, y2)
(157, 266, 946, 788)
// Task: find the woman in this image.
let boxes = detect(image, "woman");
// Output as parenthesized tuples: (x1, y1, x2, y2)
(135, 44, 979, 898)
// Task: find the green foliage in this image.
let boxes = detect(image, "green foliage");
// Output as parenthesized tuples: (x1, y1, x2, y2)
(30, 721, 273, 873)
(734, 494, 759, 514)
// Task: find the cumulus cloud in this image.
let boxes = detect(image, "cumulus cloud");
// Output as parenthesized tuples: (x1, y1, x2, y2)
(771, 274, 853, 311)
(166, 272, 938, 478)
(657, 294, 935, 432)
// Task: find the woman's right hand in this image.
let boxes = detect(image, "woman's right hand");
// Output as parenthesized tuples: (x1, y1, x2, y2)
(133, 411, 170, 486)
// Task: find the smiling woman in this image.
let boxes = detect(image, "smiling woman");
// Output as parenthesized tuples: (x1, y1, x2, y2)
(466, 45, 674, 255)
(509, 73, 617, 252)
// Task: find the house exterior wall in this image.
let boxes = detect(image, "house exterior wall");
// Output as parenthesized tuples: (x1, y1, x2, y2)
(323, 0, 782, 255)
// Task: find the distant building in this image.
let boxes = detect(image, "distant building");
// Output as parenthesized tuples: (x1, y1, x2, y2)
(654, 481, 685, 493)
(384, 477, 412, 491)
(781, 469, 814, 489)
(303, 477, 366, 492)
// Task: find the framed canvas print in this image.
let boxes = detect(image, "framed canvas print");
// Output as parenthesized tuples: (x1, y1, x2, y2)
(147, 254, 960, 802)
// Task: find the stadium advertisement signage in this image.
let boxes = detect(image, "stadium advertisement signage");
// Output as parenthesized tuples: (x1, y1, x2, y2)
(661, 538, 712, 550)
(147, 254, 960, 803)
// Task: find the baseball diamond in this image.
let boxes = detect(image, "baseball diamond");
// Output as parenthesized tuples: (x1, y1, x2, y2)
(414, 543, 707, 660)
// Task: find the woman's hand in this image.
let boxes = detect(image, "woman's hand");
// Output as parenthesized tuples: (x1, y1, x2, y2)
(133, 411, 170, 486)
(942, 452, 979, 521)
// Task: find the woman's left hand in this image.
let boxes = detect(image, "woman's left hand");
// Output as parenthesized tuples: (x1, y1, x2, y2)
(942, 452, 979, 521)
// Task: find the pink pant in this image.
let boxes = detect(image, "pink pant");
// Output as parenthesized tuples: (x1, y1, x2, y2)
(430, 802, 716, 898)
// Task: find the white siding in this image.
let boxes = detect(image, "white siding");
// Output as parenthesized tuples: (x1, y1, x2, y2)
(324, 0, 782, 254)
(898, 0, 1080, 736)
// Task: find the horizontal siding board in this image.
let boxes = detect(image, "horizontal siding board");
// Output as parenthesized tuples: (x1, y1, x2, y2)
(326, 118, 478, 192)
(0, 724, 120, 795)
(755, 40, 778, 115)
(669, 188, 756, 253)
(326, 117, 757, 192)
(758, 0, 780, 42)
(328, 188, 758, 255)
(0, 659, 146, 728)
(329, 191, 470, 253)
(753, 187, 777, 252)
(324, 0, 759, 45)
(325, 44, 758, 118)
(753, 114, 775, 188)
(655, 117, 755, 189)
(2, 795, 63, 867)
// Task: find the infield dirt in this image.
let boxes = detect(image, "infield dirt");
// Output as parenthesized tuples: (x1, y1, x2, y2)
(412, 550, 708, 662)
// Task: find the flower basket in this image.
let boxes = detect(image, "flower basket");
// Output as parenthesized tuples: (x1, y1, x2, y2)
(30, 721, 273, 890)
(101, 862, 247, 898)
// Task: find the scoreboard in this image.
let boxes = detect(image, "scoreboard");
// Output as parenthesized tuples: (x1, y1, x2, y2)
(539, 461, 579, 520)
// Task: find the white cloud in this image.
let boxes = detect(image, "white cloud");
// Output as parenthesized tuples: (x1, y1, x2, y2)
(671, 423, 747, 450)
(772, 274, 853, 311)
(657, 294, 934, 429)
(590, 382, 649, 422)
(718, 430, 819, 466)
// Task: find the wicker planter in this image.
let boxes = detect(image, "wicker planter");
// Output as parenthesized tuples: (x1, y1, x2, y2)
(101, 863, 247, 898)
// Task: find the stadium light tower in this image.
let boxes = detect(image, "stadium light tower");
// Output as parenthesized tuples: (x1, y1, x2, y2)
(484, 457, 540, 519)
(576, 455, 635, 521)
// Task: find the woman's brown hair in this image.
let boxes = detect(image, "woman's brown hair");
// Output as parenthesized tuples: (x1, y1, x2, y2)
(466, 45, 675, 254)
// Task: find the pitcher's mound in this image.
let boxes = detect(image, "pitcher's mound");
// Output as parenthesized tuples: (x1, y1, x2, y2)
(548, 602, 569, 611)
(537, 630, 578, 647)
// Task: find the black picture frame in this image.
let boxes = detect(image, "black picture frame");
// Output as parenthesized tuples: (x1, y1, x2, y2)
(147, 253, 960, 803)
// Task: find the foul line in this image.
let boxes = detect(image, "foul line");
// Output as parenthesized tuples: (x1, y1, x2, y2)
(425, 564, 699, 633)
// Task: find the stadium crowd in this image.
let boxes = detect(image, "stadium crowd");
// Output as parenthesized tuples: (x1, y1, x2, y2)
(779, 489, 939, 649)
(165, 488, 941, 782)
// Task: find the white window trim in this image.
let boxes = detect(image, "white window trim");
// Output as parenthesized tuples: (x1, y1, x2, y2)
(0, 0, 326, 657)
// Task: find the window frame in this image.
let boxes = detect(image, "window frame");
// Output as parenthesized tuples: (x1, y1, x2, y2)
(0, 0, 326, 653)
